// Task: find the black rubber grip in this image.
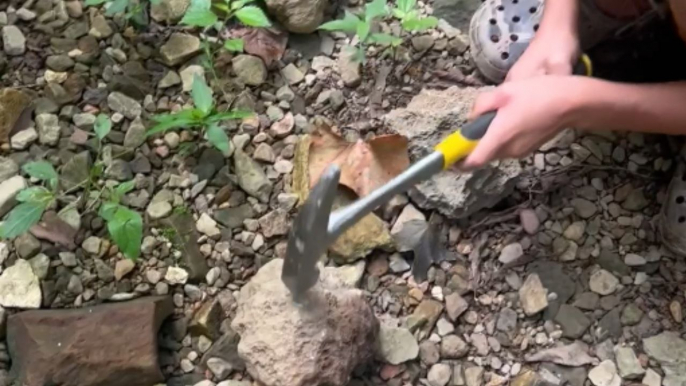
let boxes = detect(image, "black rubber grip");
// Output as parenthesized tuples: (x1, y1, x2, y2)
(460, 56, 590, 141)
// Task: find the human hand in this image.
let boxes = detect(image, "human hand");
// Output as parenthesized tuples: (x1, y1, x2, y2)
(462, 76, 584, 168)
(506, 28, 580, 81)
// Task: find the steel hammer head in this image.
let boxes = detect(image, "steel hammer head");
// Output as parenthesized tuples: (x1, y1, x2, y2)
(282, 165, 340, 300)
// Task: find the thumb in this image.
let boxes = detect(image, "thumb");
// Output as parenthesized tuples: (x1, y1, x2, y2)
(461, 114, 508, 169)
(468, 87, 509, 120)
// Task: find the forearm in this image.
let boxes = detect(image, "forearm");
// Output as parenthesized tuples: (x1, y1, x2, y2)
(538, 0, 579, 37)
(567, 77, 686, 135)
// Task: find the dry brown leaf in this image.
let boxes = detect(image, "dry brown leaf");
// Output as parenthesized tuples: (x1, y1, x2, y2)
(30, 211, 77, 250)
(308, 122, 410, 198)
(233, 27, 287, 66)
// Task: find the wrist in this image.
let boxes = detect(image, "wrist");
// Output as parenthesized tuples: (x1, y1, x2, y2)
(562, 77, 597, 128)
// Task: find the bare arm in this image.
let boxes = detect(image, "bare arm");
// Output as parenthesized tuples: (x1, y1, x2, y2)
(537, 0, 579, 37)
(568, 78, 686, 135)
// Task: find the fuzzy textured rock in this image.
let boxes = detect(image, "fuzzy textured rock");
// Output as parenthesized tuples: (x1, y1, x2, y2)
(232, 259, 379, 386)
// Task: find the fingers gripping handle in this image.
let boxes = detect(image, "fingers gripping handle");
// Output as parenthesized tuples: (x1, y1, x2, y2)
(434, 54, 592, 169)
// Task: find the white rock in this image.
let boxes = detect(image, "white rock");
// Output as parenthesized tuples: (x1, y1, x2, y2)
(165, 266, 189, 285)
(196, 213, 220, 237)
(10, 128, 38, 150)
(2, 25, 25, 55)
(0, 260, 41, 308)
(35, 114, 61, 146)
(624, 253, 646, 266)
(641, 369, 661, 386)
(0, 175, 26, 217)
(498, 243, 523, 264)
(519, 273, 548, 315)
(180, 65, 205, 92)
(589, 360, 621, 386)
(589, 269, 619, 295)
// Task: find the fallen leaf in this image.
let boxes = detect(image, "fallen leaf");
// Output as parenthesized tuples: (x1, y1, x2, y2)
(308, 121, 410, 198)
(524, 342, 596, 366)
(233, 27, 287, 66)
(29, 211, 77, 250)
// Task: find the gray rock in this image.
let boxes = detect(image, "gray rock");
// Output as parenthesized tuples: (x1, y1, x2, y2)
(67, 275, 84, 294)
(253, 143, 276, 163)
(207, 357, 233, 380)
(124, 117, 146, 149)
(624, 253, 646, 266)
(107, 92, 142, 119)
(160, 33, 201, 66)
(573, 292, 599, 310)
(165, 267, 189, 285)
(642, 369, 661, 386)
(411, 35, 435, 51)
(60, 151, 91, 191)
(338, 47, 361, 87)
(621, 303, 643, 326)
(15, 233, 40, 259)
(496, 307, 517, 332)
(643, 332, 686, 386)
(233, 149, 272, 202)
(0, 260, 41, 308)
(388, 253, 410, 273)
(571, 198, 597, 219)
(385, 87, 522, 218)
(598, 307, 622, 340)
(105, 159, 133, 181)
(433, 0, 479, 32)
(180, 65, 204, 92)
(464, 366, 484, 386)
(589, 269, 619, 295)
(46, 55, 75, 71)
(94, 259, 115, 282)
(232, 55, 267, 86)
(258, 210, 289, 238)
(151, 0, 190, 22)
(265, 0, 325, 33)
(231, 259, 378, 386)
(281, 63, 304, 85)
(440, 335, 469, 359)
(445, 292, 468, 321)
(378, 325, 419, 365)
(35, 114, 61, 146)
(147, 201, 172, 220)
(554, 304, 590, 339)
(519, 274, 548, 315)
(73, 113, 96, 129)
(622, 188, 649, 211)
(158, 71, 182, 89)
(213, 205, 255, 229)
(28, 253, 50, 280)
(89, 15, 113, 38)
(428, 363, 452, 386)
(0, 157, 18, 181)
(2, 26, 25, 56)
(615, 346, 644, 379)
(60, 252, 78, 267)
(0, 175, 26, 217)
(498, 243, 523, 264)
(390, 204, 426, 252)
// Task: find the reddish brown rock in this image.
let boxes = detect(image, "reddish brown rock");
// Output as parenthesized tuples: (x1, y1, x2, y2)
(7, 296, 173, 386)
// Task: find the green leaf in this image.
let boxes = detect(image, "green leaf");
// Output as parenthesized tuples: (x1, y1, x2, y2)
(99, 202, 118, 222)
(206, 124, 231, 153)
(357, 20, 371, 42)
(116, 180, 136, 196)
(319, 11, 360, 33)
(397, 0, 415, 14)
(94, 114, 112, 140)
(147, 110, 201, 136)
(105, 0, 129, 15)
(224, 38, 244, 52)
(191, 75, 213, 116)
(106, 206, 143, 260)
(370, 33, 403, 46)
(402, 15, 437, 31)
(231, 0, 253, 10)
(353, 46, 366, 63)
(16, 187, 54, 205)
(235, 6, 271, 27)
(392, 8, 406, 19)
(23, 161, 58, 187)
(0, 202, 47, 239)
(365, 0, 388, 22)
(85, 0, 109, 5)
(206, 110, 254, 122)
(181, 0, 217, 26)
(150, 0, 162, 4)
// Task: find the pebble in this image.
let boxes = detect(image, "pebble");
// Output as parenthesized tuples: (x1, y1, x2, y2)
(589, 269, 619, 295)
(615, 346, 644, 379)
(498, 243, 523, 264)
(589, 360, 620, 386)
(59, 253, 77, 269)
(2, 26, 25, 55)
(196, 213, 221, 238)
(147, 201, 172, 220)
(624, 253, 646, 266)
(165, 267, 189, 285)
(427, 363, 451, 386)
(519, 274, 548, 315)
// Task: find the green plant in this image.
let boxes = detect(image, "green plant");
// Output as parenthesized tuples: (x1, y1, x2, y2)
(319, 0, 438, 62)
(182, 0, 271, 53)
(391, 0, 437, 33)
(147, 75, 252, 152)
(85, 0, 160, 25)
(319, 0, 390, 62)
(0, 115, 144, 261)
